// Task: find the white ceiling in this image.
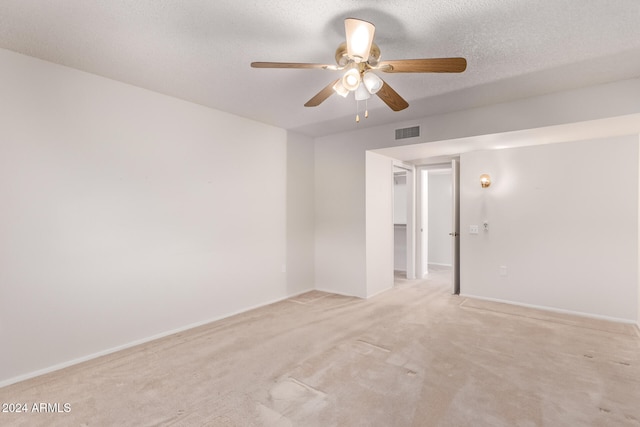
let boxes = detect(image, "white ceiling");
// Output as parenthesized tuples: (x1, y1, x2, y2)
(2, 0, 640, 137)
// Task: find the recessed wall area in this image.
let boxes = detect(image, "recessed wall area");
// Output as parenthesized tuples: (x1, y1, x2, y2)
(321, 79, 640, 304)
(460, 136, 639, 322)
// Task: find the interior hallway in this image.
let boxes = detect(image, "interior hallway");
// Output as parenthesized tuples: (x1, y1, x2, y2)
(1, 269, 639, 426)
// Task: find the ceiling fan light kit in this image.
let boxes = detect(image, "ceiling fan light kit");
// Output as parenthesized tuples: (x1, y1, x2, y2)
(251, 17, 467, 121)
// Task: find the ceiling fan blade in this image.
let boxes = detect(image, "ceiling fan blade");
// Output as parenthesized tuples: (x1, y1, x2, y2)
(304, 79, 340, 107)
(376, 79, 409, 111)
(251, 62, 336, 70)
(379, 57, 467, 73)
(345, 18, 375, 62)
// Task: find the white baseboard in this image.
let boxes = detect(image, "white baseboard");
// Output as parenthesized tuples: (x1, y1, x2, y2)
(366, 286, 394, 299)
(0, 288, 314, 389)
(428, 262, 453, 267)
(315, 285, 393, 300)
(460, 293, 637, 325)
(314, 287, 363, 299)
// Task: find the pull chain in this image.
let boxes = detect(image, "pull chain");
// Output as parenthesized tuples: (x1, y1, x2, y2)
(356, 99, 360, 123)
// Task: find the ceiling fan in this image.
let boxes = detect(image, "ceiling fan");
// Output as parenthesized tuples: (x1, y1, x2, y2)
(251, 18, 467, 120)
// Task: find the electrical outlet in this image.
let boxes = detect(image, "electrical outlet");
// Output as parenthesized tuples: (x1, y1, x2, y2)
(499, 266, 507, 277)
(469, 225, 479, 234)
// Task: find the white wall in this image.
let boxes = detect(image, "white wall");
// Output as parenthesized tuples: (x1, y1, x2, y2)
(286, 131, 315, 295)
(0, 48, 313, 385)
(460, 136, 638, 322)
(638, 134, 640, 328)
(393, 174, 407, 224)
(315, 132, 402, 297)
(316, 78, 640, 300)
(365, 152, 394, 297)
(428, 171, 453, 266)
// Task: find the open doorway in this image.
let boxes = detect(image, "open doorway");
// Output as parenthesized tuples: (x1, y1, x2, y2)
(416, 160, 460, 294)
(393, 168, 408, 278)
(392, 163, 415, 280)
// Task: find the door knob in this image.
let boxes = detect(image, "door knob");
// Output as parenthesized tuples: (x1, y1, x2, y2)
(449, 232, 459, 237)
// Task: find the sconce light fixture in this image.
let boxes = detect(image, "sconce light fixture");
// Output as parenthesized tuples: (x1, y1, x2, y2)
(480, 174, 491, 188)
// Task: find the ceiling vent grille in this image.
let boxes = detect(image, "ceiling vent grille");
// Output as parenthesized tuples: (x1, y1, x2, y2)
(395, 126, 420, 140)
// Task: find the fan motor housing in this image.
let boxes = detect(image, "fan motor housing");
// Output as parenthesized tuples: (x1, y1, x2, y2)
(335, 42, 380, 67)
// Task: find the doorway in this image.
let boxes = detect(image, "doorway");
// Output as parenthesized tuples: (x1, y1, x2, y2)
(416, 160, 460, 294)
(393, 168, 408, 277)
(393, 164, 415, 280)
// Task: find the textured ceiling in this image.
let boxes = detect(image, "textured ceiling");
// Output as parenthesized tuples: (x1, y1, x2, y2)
(1, 0, 640, 137)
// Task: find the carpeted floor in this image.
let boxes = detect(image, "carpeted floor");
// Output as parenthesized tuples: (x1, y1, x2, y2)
(1, 268, 639, 426)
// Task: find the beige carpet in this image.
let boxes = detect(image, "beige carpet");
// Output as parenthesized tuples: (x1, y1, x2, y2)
(1, 269, 639, 426)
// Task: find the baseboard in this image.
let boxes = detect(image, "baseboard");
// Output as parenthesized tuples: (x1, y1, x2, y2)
(366, 285, 394, 299)
(315, 285, 394, 300)
(428, 263, 453, 267)
(314, 287, 363, 299)
(0, 288, 314, 389)
(460, 293, 637, 325)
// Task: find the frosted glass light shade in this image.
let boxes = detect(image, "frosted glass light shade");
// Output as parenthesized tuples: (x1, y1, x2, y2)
(332, 80, 349, 97)
(345, 18, 375, 62)
(342, 67, 361, 91)
(355, 83, 371, 100)
(363, 71, 383, 94)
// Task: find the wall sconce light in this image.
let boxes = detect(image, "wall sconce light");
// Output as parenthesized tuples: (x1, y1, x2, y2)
(480, 174, 491, 188)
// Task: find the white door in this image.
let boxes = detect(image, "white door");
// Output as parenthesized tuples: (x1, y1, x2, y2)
(451, 159, 460, 294)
